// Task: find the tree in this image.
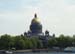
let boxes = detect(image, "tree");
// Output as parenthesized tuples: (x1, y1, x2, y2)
(55, 34, 72, 48)
(0, 34, 14, 50)
(14, 36, 26, 49)
(48, 38, 57, 48)
(30, 37, 43, 49)
(24, 39, 33, 49)
(30, 38, 37, 48)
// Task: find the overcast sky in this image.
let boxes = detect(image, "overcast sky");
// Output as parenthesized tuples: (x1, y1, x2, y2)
(0, 0, 75, 36)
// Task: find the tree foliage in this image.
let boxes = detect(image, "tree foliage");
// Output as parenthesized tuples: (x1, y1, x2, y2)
(0, 34, 74, 50)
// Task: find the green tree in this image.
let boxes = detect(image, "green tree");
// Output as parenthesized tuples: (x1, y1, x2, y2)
(25, 39, 33, 49)
(56, 34, 72, 48)
(30, 38, 37, 48)
(48, 38, 57, 48)
(14, 36, 26, 49)
(0, 34, 14, 50)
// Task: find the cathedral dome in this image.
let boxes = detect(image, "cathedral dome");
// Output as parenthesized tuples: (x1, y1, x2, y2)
(30, 13, 42, 33)
(32, 17, 40, 24)
(31, 14, 40, 24)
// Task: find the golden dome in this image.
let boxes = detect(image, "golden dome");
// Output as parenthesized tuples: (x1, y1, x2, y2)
(32, 18, 40, 23)
(32, 14, 40, 23)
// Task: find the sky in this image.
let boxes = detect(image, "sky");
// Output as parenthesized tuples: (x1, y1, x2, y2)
(0, 0, 75, 36)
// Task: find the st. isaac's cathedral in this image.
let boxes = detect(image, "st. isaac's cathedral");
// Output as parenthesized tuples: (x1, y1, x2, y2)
(24, 13, 55, 41)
